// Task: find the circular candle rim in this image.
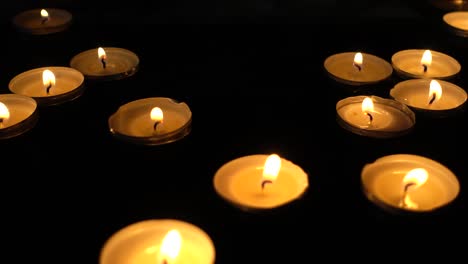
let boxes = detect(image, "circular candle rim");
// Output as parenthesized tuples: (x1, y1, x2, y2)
(390, 79, 467, 113)
(70, 47, 139, 81)
(430, 0, 468, 11)
(8, 66, 85, 106)
(213, 154, 309, 211)
(108, 97, 192, 146)
(323, 52, 393, 86)
(361, 154, 460, 214)
(12, 8, 73, 35)
(443, 11, 468, 37)
(0, 94, 38, 140)
(336, 95, 416, 138)
(99, 219, 216, 264)
(391, 49, 461, 80)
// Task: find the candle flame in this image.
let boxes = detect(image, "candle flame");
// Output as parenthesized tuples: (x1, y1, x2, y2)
(428, 80, 442, 104)
(0, 102, 10, 122)
(98, 47, 107, 60)
(40, 9, 49, 19)
(150, 107, 164, 123)
(262, 154, 281, 183)
(420, 50, 432, 67)
(42, 69, 56, 90)
(353, 52, 363, 67)
(159, 229, 182, 264)
(361, 97, 374, 113)
(403, 168, 428, 191)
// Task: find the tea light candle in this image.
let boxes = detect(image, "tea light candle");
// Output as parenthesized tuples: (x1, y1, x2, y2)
(108, 97, 192, 145)
(213, 154, 309, 211)
(361, 154, 460, 213)
(0, 94, 38, 140)
(100, 219, 215, 264)
(9, 66, 85, 106)
(391, 49, 461, 79)
(70, 47, 139, 80)
(323, 52, 393, 85)
(443, 11, 468, 37)
(336, 95, 416, 138)
(390, 79, 467, 114)
(12, 8, 72, 35)
(430, 0, 468, 11)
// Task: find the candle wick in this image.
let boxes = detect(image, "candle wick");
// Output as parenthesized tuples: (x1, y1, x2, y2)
(41, 17, 49, 24)
(400, 182, 416, 208)
(429, 93, 436, 105)
(404, 182, 416, 193)
(46, 83, 52, 95)
(261, 180, 273, 190)
(161, 260, 168, 264)
(353, 63, 362, 72)
(422, 64, 428, 73)
(366, 112, 373, 124)
(153, 121, 160, 133)
(101, 58, 107, 69)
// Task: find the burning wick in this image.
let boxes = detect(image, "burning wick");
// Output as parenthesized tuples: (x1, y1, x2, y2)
(420, 50, 432, 73)
(429, 93, 436, 105)
(428, 80, 442, 106)
(46, 83, 52, 95)
(261, 180, 273, 190)
(361, 97, 374, 126)
(101, 57, 107, 69)
(422, 64, 428, 73)
(40, 9, 49, 24)
(98, 47, 107, 69)
(353, 62, 362, 71)
(366, 112, 373, 123)
(150, 107, 163, 134)
(153, 121, 161, 131)
(353, 52, 363, 72)
(399, 168, 428, 210)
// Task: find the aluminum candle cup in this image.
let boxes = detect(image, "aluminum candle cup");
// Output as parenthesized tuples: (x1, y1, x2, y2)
(390, 79, 467, 116)
(12, 8, 72, 35)
(361, 154, 460, 214)
(108, 97, 192, 146)
(336, 95, 416, 138)
(70, 47, 139, 80)
(213, 154, 309, 211)
(9, 66, 85, 106)
(324, 52, 393, 86)
(443, 11, 468, 37)
(0, 94, 38, 139)
(391, 49, 461, 80)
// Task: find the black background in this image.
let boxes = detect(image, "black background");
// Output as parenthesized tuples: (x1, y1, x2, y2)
(1, 1, 468, 263)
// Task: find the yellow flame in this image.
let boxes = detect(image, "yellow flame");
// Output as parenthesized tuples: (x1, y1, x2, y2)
(40, 9, 49, 19)
(353, 52, 363, 67)
(262, 154, 281, 183)
(403, 168, 428, 190)
(361, 97, 374, 114)
(429, 80, 442, 104)
(0, 102, 10, 121)
(159, 230, 182, 264)
(420, 50, 432, 67)
(98, 47, 107, 60)
(150, 107, 164, 123)
(42, 69, 56, 89)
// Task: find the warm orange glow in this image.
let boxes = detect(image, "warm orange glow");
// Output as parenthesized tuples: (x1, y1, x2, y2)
(361, 97, 374, 114)
(98, 47, 107, 60)
(42, 69, 56, 90)
(262, 154, 281, 183)
(40, 9, 49, 19)
(353, 52, 363, 67)
(403, 168, 428, 190)
(429, 80, 442, 104)
(420, 50, 432, 67)
(159, 229, 182, 264)
(0, 102, 10, 121)
(150, 107, 164, 123)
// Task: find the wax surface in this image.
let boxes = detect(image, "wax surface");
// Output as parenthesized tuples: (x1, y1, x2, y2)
(214, 154, 309, 210)
(392, 49, 461, 79)
(324, 52, 393, 84)
(443, 11, 468, 30)
(391, 79, 467, 110)
(100, 220, 215, 264)
(361, 154, 460, 212)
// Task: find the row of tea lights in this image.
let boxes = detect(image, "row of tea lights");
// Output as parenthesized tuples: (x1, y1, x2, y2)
(4, 6, 467, 264)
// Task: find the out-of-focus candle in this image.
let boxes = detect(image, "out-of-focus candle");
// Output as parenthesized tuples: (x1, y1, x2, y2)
(430, 0, 468, 11)
(324, 52, 393, 85)
(391, 49, 461, 79)
(70, 47, 139, 80)
(213, 154, 309, 211)
(336, 95, 416, 138)
(0, 94, 38, 139)
(100, 219, 215, 264)
(443, 11, 468, 37)
(9, 66, 85, 106)
(12, 8, 72, 35)
(390, 79, 467, 115)
(361, 154, 460, 213)
(108, 97, 192, 145)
